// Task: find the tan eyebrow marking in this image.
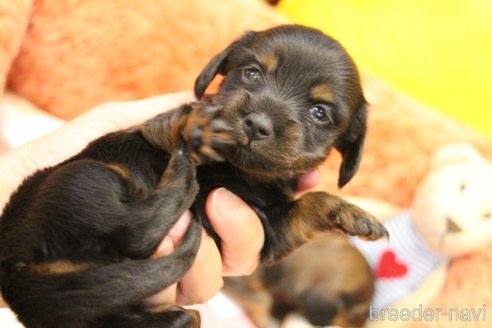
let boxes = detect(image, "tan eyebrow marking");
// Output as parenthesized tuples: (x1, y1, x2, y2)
(310, 84, 335, 103)
(257, 52, 278, 72)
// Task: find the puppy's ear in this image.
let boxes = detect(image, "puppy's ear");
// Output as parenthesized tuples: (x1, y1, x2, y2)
(194, 49, 230, 99)
(335, 97, 368, 188)
(194, 31, 257, 99)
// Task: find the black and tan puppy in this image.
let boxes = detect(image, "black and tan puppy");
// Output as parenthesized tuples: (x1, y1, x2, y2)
(0, 25, 387, 327)
(224, 233, 374, 328)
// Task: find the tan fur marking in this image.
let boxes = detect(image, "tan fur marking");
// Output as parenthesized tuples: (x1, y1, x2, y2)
(30, 261, 95, 275)
(148, 304, 182, 314)
(311, 84, 334, 103)
(106, 163, 130, 179)
(258, 52, 278, 72)
(148, 305, 201, 325)
(138, 109, 185, 153)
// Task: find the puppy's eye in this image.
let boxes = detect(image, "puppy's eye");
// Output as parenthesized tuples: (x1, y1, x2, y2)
(243, 68, 262, 81)
(309, 105, 330, 122)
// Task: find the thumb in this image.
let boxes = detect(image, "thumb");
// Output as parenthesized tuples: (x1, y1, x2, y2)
(206, 188, 264, 276)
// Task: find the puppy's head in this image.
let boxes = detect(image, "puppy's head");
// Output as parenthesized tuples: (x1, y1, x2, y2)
(195, 25, 367, 187)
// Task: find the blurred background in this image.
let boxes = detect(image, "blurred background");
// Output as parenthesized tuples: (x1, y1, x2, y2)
(277, 0, 492, 139)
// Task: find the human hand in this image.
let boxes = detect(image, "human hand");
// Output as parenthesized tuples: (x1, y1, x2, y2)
(146, 168, 320, 306)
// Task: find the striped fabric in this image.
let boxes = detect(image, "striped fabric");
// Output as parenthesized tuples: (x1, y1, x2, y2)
(351, 211, 446, 309)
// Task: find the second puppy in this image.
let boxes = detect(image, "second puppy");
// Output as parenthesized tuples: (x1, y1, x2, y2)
(0, 25, 387, 328)
(224, 233, 374, 328)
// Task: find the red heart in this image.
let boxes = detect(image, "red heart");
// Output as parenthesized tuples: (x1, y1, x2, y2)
(375, 250, 408, 279)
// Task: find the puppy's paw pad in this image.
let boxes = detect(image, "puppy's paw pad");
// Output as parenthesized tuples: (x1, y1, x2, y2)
(182, 103, 235, 164)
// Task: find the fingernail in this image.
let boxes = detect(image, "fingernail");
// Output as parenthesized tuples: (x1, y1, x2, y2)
(211, 187, 242, 219)
(153, 236, 174, 258)
(171, 210, 193, 235)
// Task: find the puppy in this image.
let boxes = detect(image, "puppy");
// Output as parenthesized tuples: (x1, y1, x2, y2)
(0, 25, 387, 328)
(224, 233, 374, 328)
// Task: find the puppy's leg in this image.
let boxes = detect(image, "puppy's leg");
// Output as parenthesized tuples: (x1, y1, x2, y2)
(261, 192, 388, 263)
(115, 103, 233, 258)
(110, 150, 199, 259)
(139, 102, 234, 164)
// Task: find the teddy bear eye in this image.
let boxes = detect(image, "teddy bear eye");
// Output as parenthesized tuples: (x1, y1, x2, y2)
(482, 211, 492, 220)
(459, 183, 466, 192)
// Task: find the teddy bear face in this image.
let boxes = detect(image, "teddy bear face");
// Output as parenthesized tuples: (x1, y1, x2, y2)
(411, 145, 492, 257)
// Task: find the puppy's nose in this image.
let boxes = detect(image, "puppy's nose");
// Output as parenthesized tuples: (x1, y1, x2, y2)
(243, 112, 273, 141)
(446, 216, 462, 233)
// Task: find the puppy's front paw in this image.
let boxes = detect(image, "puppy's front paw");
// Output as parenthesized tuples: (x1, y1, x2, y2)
(333, 202, 388, 240)
(181, 103, 235, 164)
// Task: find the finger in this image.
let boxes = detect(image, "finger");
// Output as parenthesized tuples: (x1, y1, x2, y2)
(176, 230, 223, 305)
(0, 294, 7, 307)
(206, 188, 264, 276)
(145, 210, 193, 305)
(151, 210, 193, 259)
(296, 168, 320, 193)
(150, 236, 174, 259)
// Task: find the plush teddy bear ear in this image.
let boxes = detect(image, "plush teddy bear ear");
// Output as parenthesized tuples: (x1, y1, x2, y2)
(430, 142, 483, 168)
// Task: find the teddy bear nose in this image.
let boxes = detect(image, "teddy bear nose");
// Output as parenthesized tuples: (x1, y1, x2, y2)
(446, 216, 462, 233)
(243, 112, 273, 141)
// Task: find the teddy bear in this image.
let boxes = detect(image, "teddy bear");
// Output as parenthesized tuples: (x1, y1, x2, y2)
(348, 143, 492, 327)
